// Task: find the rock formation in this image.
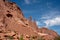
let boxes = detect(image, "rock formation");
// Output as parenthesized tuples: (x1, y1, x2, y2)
(0, 0, 59, 40)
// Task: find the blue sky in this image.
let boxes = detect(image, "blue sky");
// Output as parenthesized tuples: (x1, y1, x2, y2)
(10, 0, 60, 35)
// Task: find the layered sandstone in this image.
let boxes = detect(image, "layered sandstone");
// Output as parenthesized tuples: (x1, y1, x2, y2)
(0, 0, 59, 40)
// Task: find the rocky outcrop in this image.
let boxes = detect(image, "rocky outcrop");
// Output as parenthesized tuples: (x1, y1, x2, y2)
(0, 0, 59, 40)
(38, 27, 58, 40)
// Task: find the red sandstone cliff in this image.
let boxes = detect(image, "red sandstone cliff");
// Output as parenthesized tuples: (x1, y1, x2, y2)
(0, 0, 59, 40)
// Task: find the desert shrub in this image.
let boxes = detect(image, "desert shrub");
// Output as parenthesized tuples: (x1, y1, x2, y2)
(38, 37, 44, 40)
(19, 35, 24, 40)
(5, 36, 14, 40)
(54, 36, 60, 40)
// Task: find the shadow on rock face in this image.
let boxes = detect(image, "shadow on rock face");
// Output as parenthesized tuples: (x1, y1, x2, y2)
(6, 14, 13, 18)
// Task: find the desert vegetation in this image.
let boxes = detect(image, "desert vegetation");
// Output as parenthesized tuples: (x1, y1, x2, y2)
(54, 36, 60, 40)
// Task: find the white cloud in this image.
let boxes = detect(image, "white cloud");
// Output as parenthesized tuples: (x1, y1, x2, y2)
(44, 17, 60, 27)
(24, 0, 40, 4)
(36, 16, 60, 28)
(46, 2, 53, 9)
(40, 16, 51, 19)
(36, 21, 41, 28)
(36, 21, 41, 26)
(33, 0, 40, 3)
(24, 0, 30, 4)
(36, 21, 46, 27)
(36, 10, 60, 28)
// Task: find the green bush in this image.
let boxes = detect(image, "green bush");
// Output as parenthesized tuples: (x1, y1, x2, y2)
(19, 35, 24, 40)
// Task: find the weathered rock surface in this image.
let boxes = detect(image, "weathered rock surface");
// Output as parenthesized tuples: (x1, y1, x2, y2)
(0, 0, 59, 40)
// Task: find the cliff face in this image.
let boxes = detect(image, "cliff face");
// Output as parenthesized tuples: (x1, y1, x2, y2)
(38, 28, 58, 40)
(0, 0, 59, 40)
